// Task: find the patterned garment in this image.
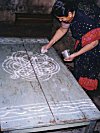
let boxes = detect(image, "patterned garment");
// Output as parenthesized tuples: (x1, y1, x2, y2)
(75, 28, 100, 48)
(74, 42, 100, 90)
(70, 1, 100, 40)
(70, 1, 100, 90)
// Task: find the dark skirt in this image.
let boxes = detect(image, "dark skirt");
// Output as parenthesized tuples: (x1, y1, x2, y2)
(74, 42, 100, 90)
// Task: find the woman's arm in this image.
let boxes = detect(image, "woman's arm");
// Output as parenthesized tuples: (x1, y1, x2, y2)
(41, 27, 68, 53)
(64, 40, 99, 61)
(47, 27, 68, 49)
(75, 40, 99, 56)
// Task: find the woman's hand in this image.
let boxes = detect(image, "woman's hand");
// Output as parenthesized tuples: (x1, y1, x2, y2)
(41, 44, 49, 54)
(64, 40, 99, 61)
(64, 53, 77, 61)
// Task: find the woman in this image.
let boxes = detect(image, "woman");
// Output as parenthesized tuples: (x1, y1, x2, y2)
(41, 0, 100, 91)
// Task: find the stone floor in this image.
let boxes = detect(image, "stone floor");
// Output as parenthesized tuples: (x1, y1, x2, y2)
(0, 18, 100, 133)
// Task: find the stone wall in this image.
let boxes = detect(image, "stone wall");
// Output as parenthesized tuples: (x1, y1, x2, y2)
(0, 0, 55, 13)
(0, 0, 55, 22)
(0, 10, 15, 22)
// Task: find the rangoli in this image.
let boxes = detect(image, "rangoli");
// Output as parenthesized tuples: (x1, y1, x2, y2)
(2, 51, 60, 81)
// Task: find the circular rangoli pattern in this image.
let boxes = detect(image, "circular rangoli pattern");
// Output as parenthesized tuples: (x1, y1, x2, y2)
(2, 51, 60, 81)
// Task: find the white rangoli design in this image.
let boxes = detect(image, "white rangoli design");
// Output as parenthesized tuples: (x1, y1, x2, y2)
(2, 51, 60, 81)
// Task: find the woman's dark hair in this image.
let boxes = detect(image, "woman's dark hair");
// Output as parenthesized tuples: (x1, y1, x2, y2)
(52, 0, 77, 17)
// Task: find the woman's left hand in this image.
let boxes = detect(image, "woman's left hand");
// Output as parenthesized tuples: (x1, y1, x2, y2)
(64, 53, 77, 61)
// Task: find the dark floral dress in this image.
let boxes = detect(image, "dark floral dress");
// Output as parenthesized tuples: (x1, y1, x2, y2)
(69, 1, 100, 90)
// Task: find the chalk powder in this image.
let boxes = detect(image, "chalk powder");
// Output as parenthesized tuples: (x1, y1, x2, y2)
(2, 51, 60, 81)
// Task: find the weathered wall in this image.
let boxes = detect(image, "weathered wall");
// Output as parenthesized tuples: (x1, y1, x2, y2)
(0, 0, 55, 13)
(0, 0, 55, 22)
(27, 0, 54, 14)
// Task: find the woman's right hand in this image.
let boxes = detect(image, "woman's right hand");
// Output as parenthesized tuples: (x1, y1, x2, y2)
(41, 44, 49, 54)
